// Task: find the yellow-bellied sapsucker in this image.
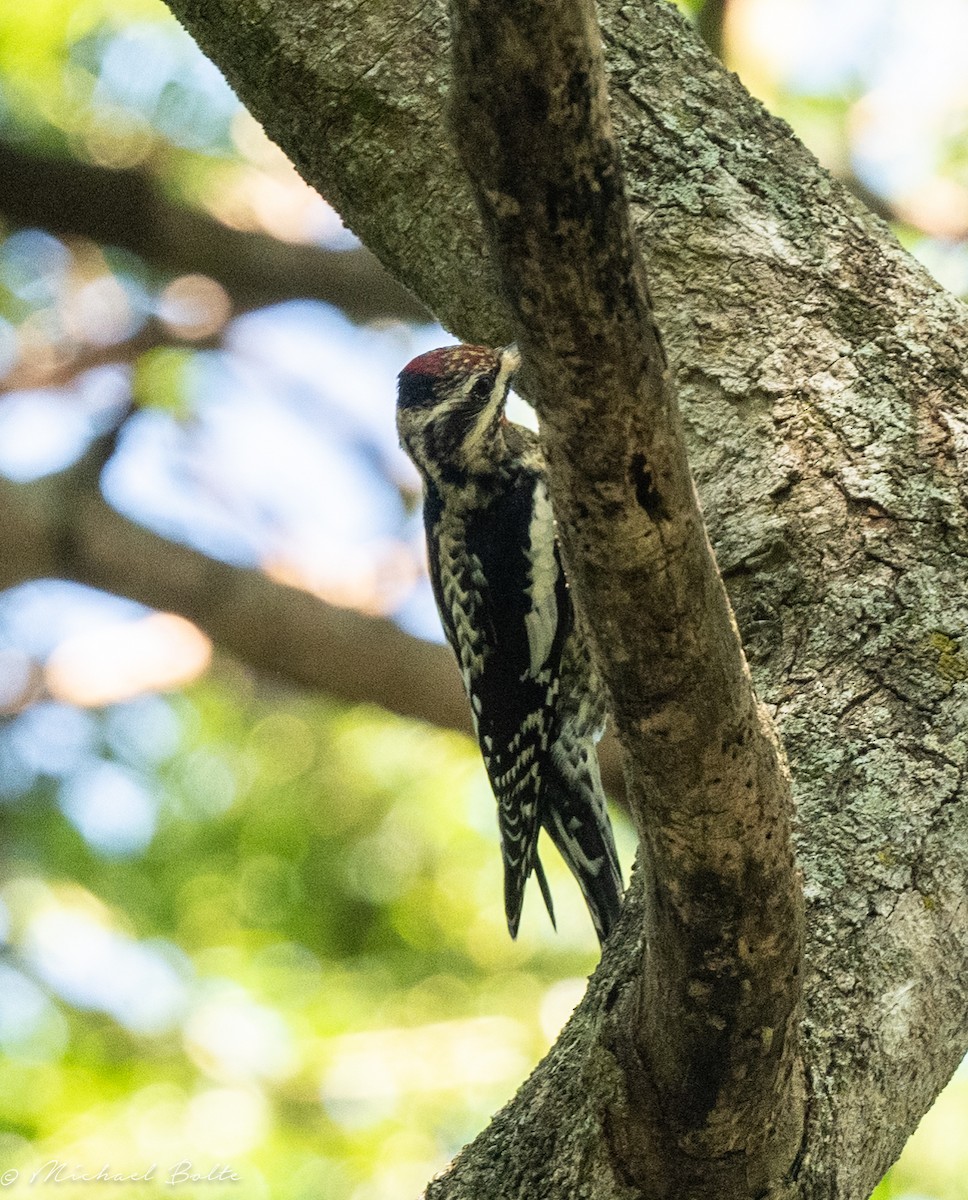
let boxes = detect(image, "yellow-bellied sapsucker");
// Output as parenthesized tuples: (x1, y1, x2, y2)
(396, 343, 623, 944)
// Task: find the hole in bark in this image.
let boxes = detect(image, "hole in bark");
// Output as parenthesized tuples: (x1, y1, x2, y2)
(629, 452, 668, 521)
(604, 980, 622, 1011)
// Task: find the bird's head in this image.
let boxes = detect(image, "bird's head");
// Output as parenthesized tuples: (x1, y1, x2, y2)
(396, 343, 520, 483)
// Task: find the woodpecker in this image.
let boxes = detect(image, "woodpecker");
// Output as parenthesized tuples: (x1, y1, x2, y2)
(396, 343, 623, 944)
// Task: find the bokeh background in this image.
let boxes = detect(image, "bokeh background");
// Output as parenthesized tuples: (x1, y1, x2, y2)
(0, 0, 965, 1197)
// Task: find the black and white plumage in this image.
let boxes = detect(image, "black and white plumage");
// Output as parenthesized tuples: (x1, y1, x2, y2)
(396, 343, 623, 944)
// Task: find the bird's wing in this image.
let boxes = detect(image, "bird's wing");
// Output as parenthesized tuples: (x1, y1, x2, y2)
(542, 742, 624, 943)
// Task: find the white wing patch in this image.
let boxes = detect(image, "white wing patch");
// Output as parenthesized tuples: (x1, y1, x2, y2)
(523, 479, 560, 676)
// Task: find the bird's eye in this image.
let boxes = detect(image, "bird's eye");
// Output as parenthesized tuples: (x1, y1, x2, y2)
(470, 376, 494, 402)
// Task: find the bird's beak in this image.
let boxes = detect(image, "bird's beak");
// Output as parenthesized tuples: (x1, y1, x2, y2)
(500, 343, 522, 377)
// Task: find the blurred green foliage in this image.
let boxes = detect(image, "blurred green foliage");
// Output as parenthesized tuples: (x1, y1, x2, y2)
(1, 662, 627, 1198)
(0, 0, 238, 174)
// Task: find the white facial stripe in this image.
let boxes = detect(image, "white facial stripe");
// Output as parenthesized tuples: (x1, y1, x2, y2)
(459, 346, 520, 462)
(436, 374, 479, 416)
(461, 378, 507, 460)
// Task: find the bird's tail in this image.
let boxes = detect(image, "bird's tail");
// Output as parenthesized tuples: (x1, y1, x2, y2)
(541, 758, 623, 945)
(503, 843, 556, 938)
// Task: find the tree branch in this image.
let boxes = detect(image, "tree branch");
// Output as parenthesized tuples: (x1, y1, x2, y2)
(0, 442, 466, 730)
(0, 139, 428, 323)
(0, 437, 634, 793)
(448, 0, 803, 1193)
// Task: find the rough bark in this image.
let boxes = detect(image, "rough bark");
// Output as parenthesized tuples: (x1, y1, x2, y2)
(449, 0, 803, 1194)
(33, 0, 968, 1196)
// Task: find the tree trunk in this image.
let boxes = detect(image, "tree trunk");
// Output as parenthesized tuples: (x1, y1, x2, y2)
(78, 0, 968, 1194)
